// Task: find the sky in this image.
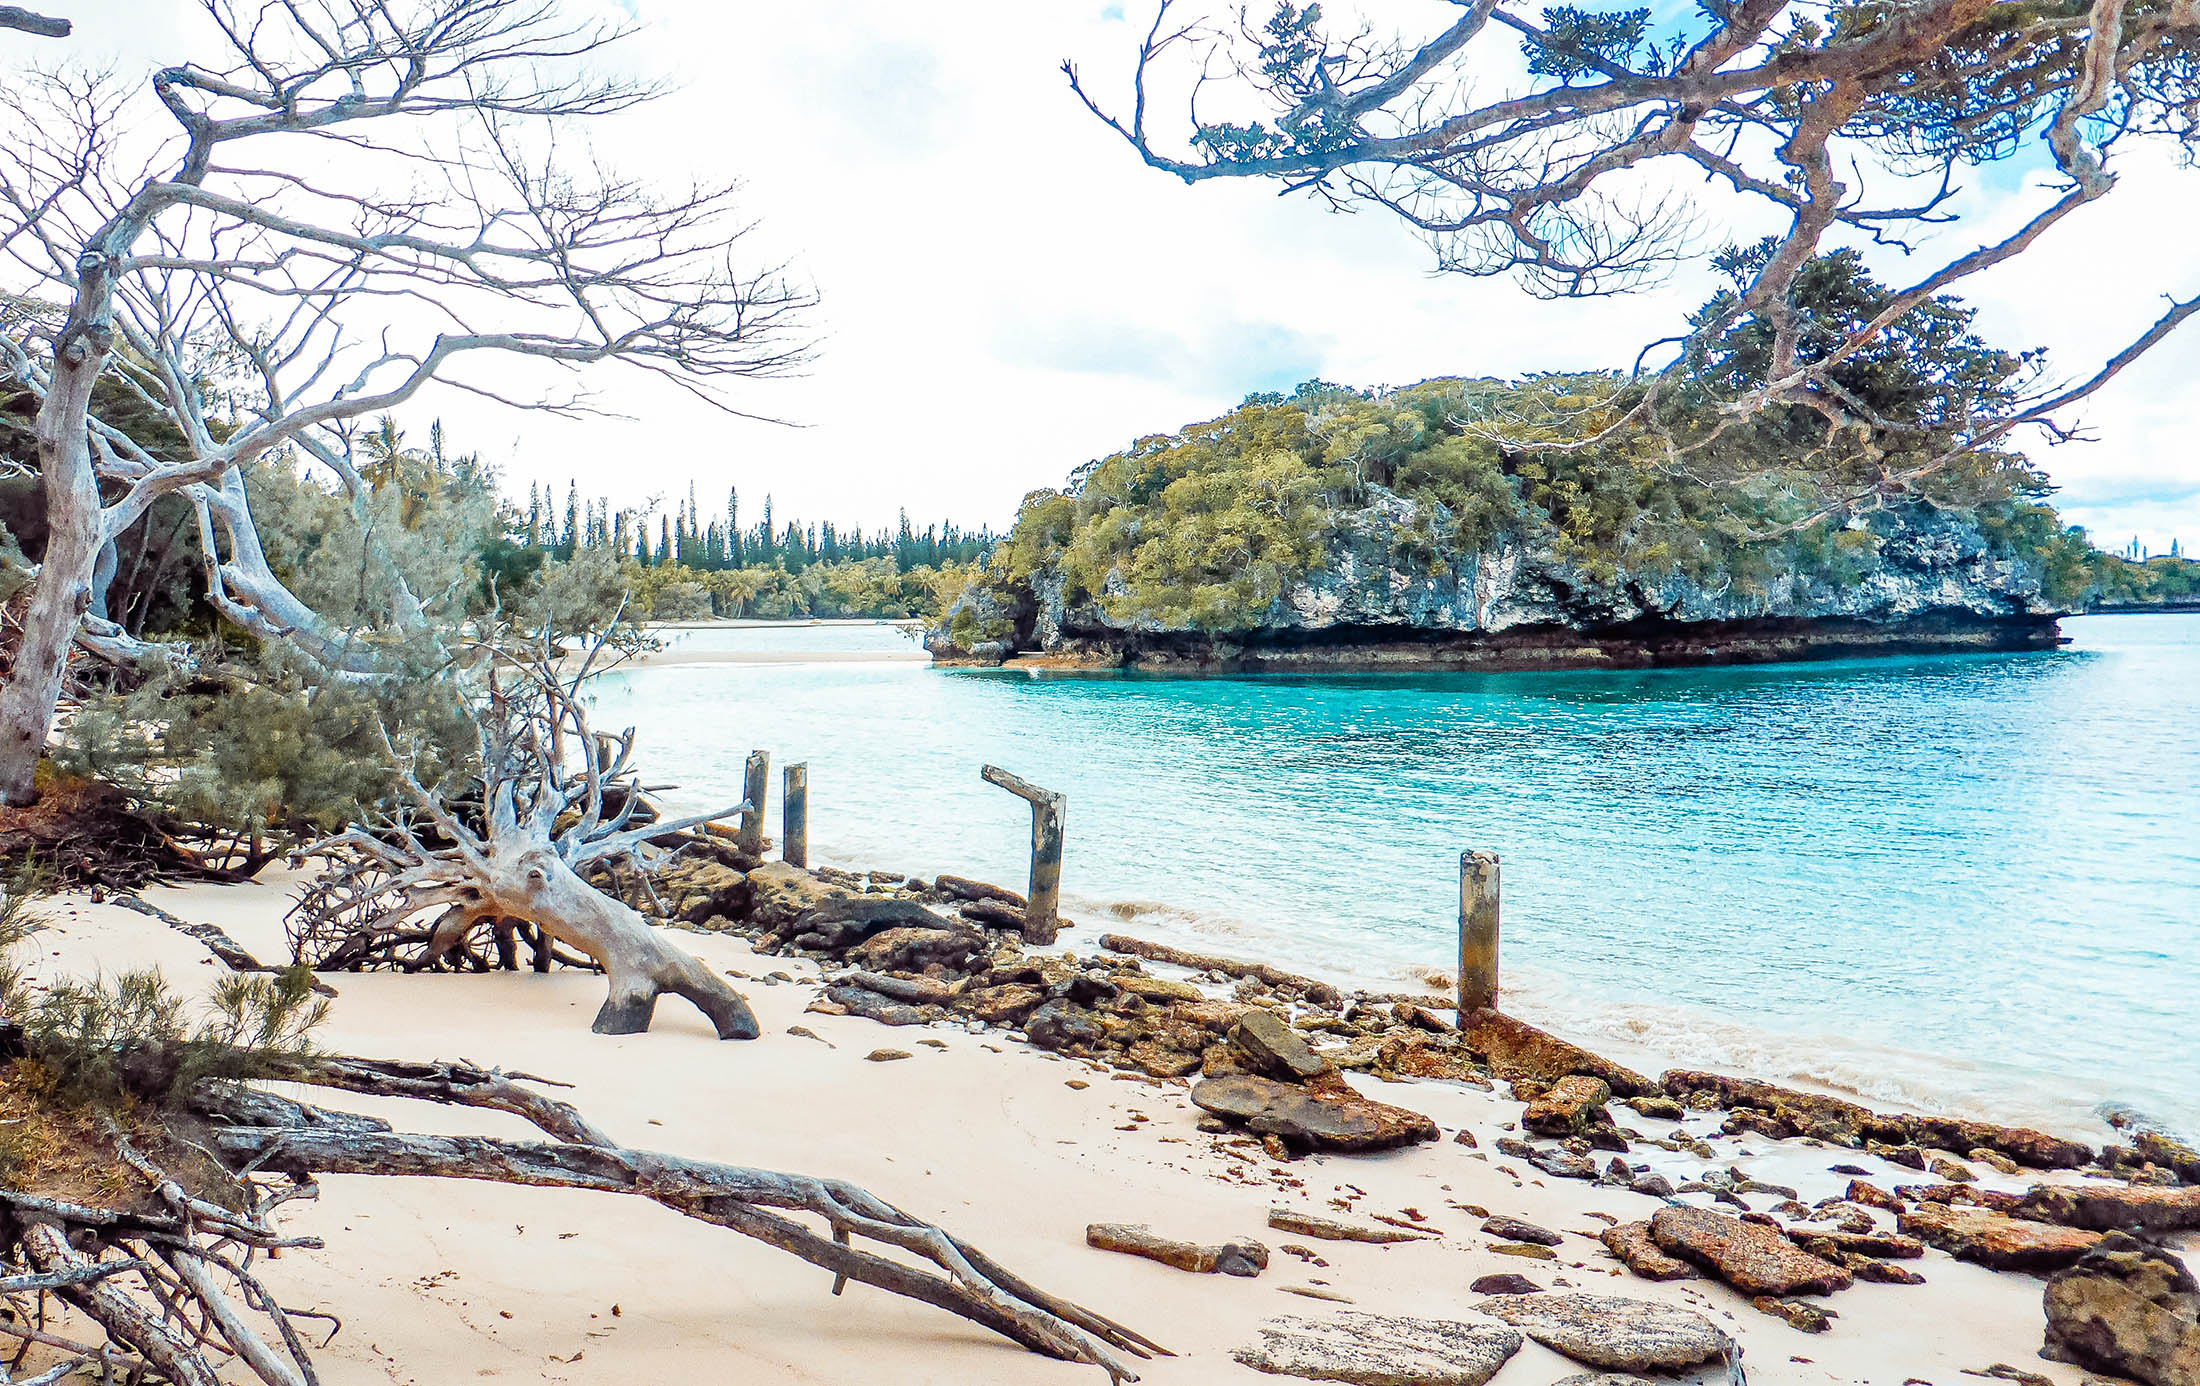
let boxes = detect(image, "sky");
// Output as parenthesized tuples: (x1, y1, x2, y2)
(6, 1, 2197, 551)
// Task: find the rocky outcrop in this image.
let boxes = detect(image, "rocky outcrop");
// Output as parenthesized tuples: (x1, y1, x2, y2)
(1660, 1069, 2093, 1169)
(1191, 1074, 1441, 1153)
(929, 496, 2067, 671)
(1233, 1312, 1523, 1386)
(1896, 1204, 2102, 1273)
(1459, 1011, 1654, 1097)
(1086, 1223, 1268, 1277)
(1601, 1221, 1695, 1281)
(2017, 1184, 2200, 1234)
(2042, 1233, 2200, 1385)
(1649, 1206, 1852, 1296)
(1471, 1293, 1731, 1372)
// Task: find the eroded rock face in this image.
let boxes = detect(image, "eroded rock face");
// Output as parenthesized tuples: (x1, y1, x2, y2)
(938, 493, 2066, 672)
(1233, 1312, 1523, 1386)
(2017, 1185, 2200, 1234)
(1896, 1204, 2101, 1273)
(1459, 1011, 1654, 1096)
(1649, 1206, 1852, 1296)
(1522, 1076, 1613, 1138)
(1472, 1293, 1730, 1371)
(1191, 1074, 1441, 1153)
(1600, 1222, 1695, 1282)
(842, 922, 985, 973)
(2043, 1232, 2200, 1386)
(1232, 1010, 1332, 1081)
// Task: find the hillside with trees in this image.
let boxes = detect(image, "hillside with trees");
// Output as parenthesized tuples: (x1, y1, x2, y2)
(932, 253, 2179, 670)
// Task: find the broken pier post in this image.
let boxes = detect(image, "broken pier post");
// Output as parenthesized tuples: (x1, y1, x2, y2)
(1457, 849, 1500, 1015)
(981, 764, 1065, 946)
(737, 750, 770, 856)
(782, 762, 808, 868)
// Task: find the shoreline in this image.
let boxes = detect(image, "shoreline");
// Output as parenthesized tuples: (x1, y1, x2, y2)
(18, 866, 2189, 1386)
(934, 612, 2069, 675)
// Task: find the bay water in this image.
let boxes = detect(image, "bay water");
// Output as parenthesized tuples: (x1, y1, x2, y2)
(589, 614, 2200, 1138)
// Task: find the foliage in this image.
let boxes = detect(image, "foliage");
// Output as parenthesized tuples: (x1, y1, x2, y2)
(968, 258, 2107, 634)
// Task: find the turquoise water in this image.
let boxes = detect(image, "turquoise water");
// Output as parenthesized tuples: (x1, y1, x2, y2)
(593, 614, 2200, 1136)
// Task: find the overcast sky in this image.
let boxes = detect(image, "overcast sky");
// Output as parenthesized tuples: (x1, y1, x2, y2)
(9, 1, 2197, 550)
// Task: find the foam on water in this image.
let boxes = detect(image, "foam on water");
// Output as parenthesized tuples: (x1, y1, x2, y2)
(596, 613, 2200, 1140)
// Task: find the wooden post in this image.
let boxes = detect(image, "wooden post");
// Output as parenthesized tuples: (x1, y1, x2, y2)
(1457, 850, 1500, 1015)
(981, 764, 1065, 945)
(737, 750, 770, 856)
(782, 762, 808, 868)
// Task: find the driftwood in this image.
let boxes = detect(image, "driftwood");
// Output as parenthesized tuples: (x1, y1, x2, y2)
(288, 631, 758, 1038)
(1, 1054, 1162, 1385)
(1097, 934, 1342, 1006)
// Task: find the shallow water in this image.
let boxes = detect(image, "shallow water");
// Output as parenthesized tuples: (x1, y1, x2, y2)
(597, 614, 2200, 1137)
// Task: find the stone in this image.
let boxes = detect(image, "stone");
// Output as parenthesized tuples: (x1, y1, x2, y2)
(1469, 1274, 1541, 1295)
(960, 982, 1047, 1024)
(1376, 1037, 1494, 1087)
(864, 1048, 911, 1062)
(1897, 1204, 2102, 1273)
(2042, 1232, 2200, 1386)
(1630, 1172, 1675, 1198)
(1648, 1206, 1852, 1295)
(1480, 1216, 1562, 1247)
(957, 898, 1026, 930)
(1600, 1222, 1695, 1281)
(1472, 1292, 1730, 1371)
(1625, 1094, 1684, 1121)
(1495, 1137, 1598, 1181)
(1847, 1179, 1905, 1212)
(1023, 1000, 1106, 1053)
(1269, 1208, 1435, 1244)
(1752, 1296, 1834, 1332)
(1903, 1115, 2092, 1171)
(821, 986, 930, 1027)
(2129, 1127, 2200, 1186)
(1233, 1011, 1333, 1081)
(842, 970, 962, 1006)
(1460, 1011, 1654, 1097)
(1233, 1312, 1523, 1386)
(1970, 1147, 2026, 1176)
(843, 922, 987, 973)
(1869, 1140, 1931, 1171)
(1124, 1038, 1205, 1079)
(1523, 1076, 1613, 1138)
(2017, 1184, 2200, 1234)
(933, 873, 1027, 908)
(1788, 1228, 1925, 1260)
(1086, 1223, 1268, 1277)
(1929, 1155, 1978, 1184)
(1490, 1243, 1556, 1260)
(1191, 1074, 1441, 1153)
(745, 861, 845, 928)
(1849, 1257, 1927, 1285)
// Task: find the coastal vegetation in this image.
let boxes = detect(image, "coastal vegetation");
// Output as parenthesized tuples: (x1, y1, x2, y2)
(940, 253, 2177, 656)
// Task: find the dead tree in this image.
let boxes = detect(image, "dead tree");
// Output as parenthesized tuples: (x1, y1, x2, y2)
(0, 1055, 1161, 1384)
(1071, 0, 2200, 503)
(0, 1, 810, 804)
(288, 630, 760, 1038)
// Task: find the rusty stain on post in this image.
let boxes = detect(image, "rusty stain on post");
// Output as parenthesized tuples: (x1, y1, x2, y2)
(737, 750, 770, 856)
(1458, 849, 1500, 1015)
(783, 762, 808, 868)
(981, 764, 1066, 945)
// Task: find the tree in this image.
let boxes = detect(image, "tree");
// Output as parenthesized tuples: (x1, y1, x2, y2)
(1070, 0, 2200, 509)
(0, 0, 810, 804)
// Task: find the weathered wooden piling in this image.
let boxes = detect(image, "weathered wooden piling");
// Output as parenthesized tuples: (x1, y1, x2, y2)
(737, 750, 770, 856)
(782, 762, 809, 868)
(981, 764, 1066, 945)
(1457, 849, 1500, 1015)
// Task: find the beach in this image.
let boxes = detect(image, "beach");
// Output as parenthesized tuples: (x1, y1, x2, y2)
(16, 868, 2154, 1385)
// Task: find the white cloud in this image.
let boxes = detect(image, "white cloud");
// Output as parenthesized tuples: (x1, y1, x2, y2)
(6, 0, 2196, 548)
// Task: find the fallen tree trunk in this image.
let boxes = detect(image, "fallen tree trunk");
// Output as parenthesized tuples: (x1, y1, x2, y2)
(190, 1055, 1162, 1379)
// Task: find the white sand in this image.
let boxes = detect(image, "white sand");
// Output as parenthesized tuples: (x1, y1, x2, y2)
(17, 873, 2132, 1386)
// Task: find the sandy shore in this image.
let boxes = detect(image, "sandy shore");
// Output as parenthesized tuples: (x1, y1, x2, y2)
(17, 872, 2145, 1386)
(624, 648, 930, 667)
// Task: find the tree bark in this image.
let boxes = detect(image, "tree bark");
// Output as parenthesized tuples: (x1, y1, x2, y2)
(0, 262, 113, 805)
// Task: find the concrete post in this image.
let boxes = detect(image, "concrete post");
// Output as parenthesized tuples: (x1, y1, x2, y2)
(783, 762, 808, 868)
(981, 764, 1066, 945)
(1458, 849, 1500, 1015)
(737, 750, 770, 856)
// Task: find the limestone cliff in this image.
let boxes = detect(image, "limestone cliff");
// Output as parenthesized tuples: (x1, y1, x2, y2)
(927, 490, 2068, 673)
